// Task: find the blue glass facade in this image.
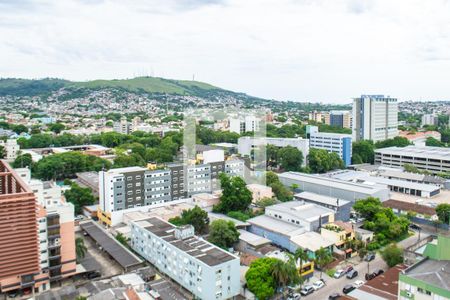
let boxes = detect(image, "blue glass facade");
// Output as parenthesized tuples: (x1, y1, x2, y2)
(342, 137, 351, 166)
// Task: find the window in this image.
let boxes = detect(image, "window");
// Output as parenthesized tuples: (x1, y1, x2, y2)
(127, 176, 132, 181)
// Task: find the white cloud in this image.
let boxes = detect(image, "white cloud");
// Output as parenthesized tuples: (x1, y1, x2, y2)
(1, 0, 450, 103)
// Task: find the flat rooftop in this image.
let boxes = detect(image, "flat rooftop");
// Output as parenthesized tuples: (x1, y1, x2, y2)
(247, 215, 306, 237)
(238, 229, 271, 247)
(403, 258, 450, 291)
(279, 172, 388, 195)
(290, 231, 334, 252)
(80, 221, 144, 270)
(295, 191, 350, 207)
(266, 201, 334, 222)
(134, 217, 237, 267)
(375, 145, 450, 160)
(102, 166, 147, 174)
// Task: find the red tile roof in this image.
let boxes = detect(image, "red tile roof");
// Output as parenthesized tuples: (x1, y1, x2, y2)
(359, 264, 407, 300)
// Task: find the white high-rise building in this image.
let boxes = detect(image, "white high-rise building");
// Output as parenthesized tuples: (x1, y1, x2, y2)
(229, 115, 260, 134)
(352, 95, 398, 142)
(0, 139, 20, 162)
(421, 114, 438, 127)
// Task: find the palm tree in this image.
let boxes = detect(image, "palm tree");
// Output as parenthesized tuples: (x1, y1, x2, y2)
(75, 237, 87, 261)
(271, 259, 290, 288)
(314, 247, 333, 279)
(294, 248, 309, 285)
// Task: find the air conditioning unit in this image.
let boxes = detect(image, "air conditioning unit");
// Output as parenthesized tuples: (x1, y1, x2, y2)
(405, 291, 412, 298)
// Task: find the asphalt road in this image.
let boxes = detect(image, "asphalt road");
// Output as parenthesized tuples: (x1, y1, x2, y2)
(300, 230, 427, 300)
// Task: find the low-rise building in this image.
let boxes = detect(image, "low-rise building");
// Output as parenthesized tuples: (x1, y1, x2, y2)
(279, 172, 390, 202)
(0, 139, 20, 162)
(294, 191, 352, 221)
(375, 146, 450, 175)
(382, 199, 438, 221)
(320, 221, 355, 258)
(131, 217, 240, 300)
(246, 184, 273, 203)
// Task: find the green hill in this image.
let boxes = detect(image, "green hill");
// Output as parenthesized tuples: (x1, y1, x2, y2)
(0, 76, 225, 97)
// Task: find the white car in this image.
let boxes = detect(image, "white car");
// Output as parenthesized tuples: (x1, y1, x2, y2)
(333, 269, 346, 279)
(312, 280, 325, 290)
(353, 280, 365, 288)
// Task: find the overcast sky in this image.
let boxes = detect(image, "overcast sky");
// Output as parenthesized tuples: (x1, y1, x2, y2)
(1, 0, 450, 103)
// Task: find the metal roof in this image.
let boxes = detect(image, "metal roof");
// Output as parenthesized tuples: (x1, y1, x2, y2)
(80, 221, 144, 270)
(295, 191, 350, 207)
(375, 146, 450, 161)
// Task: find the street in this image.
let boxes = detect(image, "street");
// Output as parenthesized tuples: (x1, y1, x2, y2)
(299, 230, 427, 299)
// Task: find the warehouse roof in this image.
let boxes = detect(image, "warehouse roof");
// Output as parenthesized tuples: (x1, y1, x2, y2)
(247, 215, 306, 237)
(266, 201, 334, 222)
(295, 191, 350, 207)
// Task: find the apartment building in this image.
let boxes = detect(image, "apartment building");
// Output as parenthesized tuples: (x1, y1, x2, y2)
(113, 116, 131, 134)
(375, 146, 450, 174)
(238, 136, 309, 165)
(308, 111, 322, 123)
(324, 110, 352, 128)
(131, 217, 240, 300)
(309, 130, 352, 166)
(229, 115, 260, 134)
(0, 139, 20, 162)
(421, 114, 439, 127)
(0, 161, 76, 295)
(99, 160, 244, 226)
(353, 95, 398, 142)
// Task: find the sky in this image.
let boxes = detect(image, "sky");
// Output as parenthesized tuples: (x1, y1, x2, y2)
(1, 0, 450, 103)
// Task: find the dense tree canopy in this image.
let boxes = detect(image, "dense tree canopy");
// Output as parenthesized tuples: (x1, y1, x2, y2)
(214, 173, 252, 213)
(425, 137, 446, 147)
(33, 151, 111, 180)
(277, 146, 303, 171)
(64, 182, 96, 214)
(169, 206, 210, 234)
(436, 204, 450, 224)
(208, 220, 240, 249)
(0, 145, 4, 159)
(374, 136, 412, 148)
(266, 171, 293, 202)
(245, 258, 278, 300)
(381, 244, 403, 267)
(308, 148, 344, 173)
(48, 123, 66, 134)
(12, 153, 33, 168)
(352, 140, 375, 164)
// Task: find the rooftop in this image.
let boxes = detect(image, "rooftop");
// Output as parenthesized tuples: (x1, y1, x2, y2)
(403, 258, 450, 291)
(383, 199, 436, 216)
(280, 172, 388, 195)
(247, 215, 306, 237)
(103, 166, 147, 174)
(295, 191, 350, 207)
(350, 264, 407, 300)
(134, 217, 238, 266)
(375, 145, 450, 160)
(238, 229, 271, 247)
(290, 231, 334, 252)
(266, 200, 335, 222)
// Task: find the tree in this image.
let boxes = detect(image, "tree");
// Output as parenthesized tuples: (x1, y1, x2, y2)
(353, 197, 383, 220)
(352, 140, 375, 164)
(308, 148, 344, 173)
(64, 182, 96, 214)
(441, 129, 450, 144)
(294, 248, 309, 285)
(75, 237, 87, 261)
(425, 137, 446, 147)
(270, 255, 300, 290)
(208, 220, 240, 249)
(266, 171, 293, 202)
(357, 242, 368, 261)
(246, 258, 277, 300)
(436, 203, 450, 224)
(48, 123, 66, 134)
(375, 136, 412, 149)
(381, 243, 403, 267)
(314, 247, 333, 279)
(215, 173, 252, 213)
(277, 146, 303, 171)
(12, 153, 33, 168)
(168, 206, 210, 234)
(255, 197, 277, 208)
(0, 145, 5, 159)
(115, 232, 129, 248)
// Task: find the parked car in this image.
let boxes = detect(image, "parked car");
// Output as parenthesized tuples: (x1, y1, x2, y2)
(343, 284, 356, 294)
(409, 223, 422, 230)
(373, 269, 384, 276)
(312, 280, 325, 290)
(87, 271, 101, 279)
(346, 269, 358, 279)
(300, 285, 315, 296)
(333, 269, 346, 279)
(365, 253, 376, 261)
(365, 273, 376, 280)
(343, 265, 354, 274)
(287, 293, 301, 300)
(353, 280, 365, 288)
(329, 293, 341, 300)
